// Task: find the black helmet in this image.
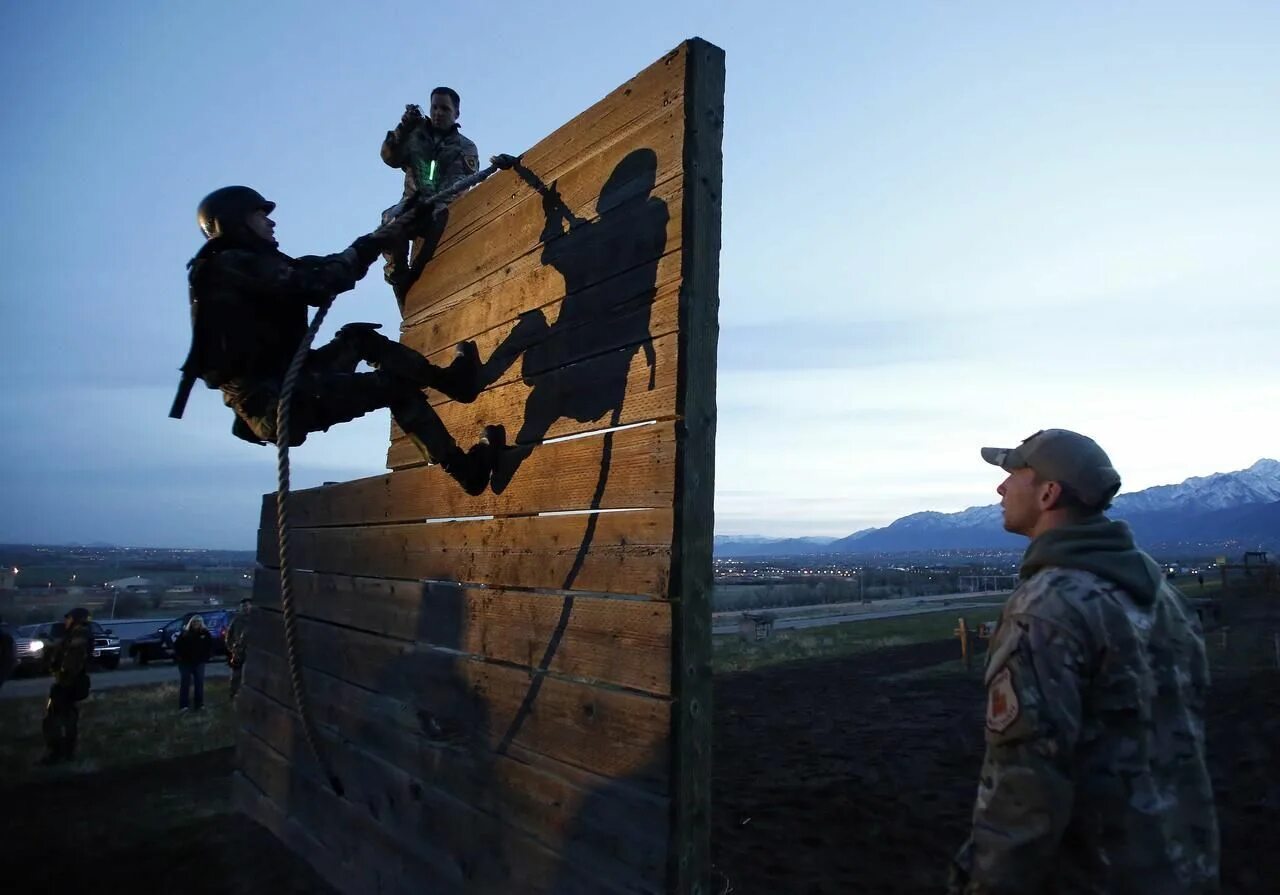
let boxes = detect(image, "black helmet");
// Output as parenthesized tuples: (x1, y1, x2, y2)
(197, 186, 275, 239)
(66, 607, 90, 623)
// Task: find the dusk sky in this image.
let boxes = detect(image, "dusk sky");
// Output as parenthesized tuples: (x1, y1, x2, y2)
(1, 2, 1277, 549)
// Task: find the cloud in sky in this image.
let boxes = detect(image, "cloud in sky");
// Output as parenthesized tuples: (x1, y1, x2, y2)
(1, 2, 1277, 546)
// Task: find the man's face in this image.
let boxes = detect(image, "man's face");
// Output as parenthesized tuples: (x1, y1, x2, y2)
(996, 467, 1050, 536)
(245, 209, 277, 245)
(429, 92, 458, 130)
(241, 602, 252, 615)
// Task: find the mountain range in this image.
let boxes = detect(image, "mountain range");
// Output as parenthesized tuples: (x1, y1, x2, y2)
(716, 459, 1280, 557)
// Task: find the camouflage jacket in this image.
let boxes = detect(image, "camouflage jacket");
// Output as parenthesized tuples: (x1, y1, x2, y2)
(381, 120, 479, 198)
(48, 622, 92, 690)
(952, 553, 1219, 893)
(182, 234, 381, 394)
(225, 612, 249, 664)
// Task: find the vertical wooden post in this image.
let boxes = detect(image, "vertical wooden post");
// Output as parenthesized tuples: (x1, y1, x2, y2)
(670, 36, 724, 895)
(957, 616, 970, 671)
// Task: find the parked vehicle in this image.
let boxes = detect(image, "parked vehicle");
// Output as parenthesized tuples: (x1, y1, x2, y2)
(14, 621, 122, 673)
(129, 610, 232, 665)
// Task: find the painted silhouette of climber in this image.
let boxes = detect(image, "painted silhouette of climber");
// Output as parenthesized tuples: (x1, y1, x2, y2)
(171, 186, 497, 494)
(480, 149, 667, 494)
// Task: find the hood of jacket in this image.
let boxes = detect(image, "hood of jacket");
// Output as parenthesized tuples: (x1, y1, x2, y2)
(1020, 515, 1164, 606)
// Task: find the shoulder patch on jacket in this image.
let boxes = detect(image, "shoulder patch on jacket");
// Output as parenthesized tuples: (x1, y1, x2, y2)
(986, 666, 1021, 733)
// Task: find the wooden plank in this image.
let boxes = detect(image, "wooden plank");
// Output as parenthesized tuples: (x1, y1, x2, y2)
(233, 772, 371, 895)
(247, 611, 672, 787)
(252, 570, 672, 696)
(407, 109, 684, 318)
(406, 258, 681, 388)
(388, 330, 680, 470)
(271, 420, 675, 528)
(241, 649, 670, 858)
(238, 681, 669, 887)
(239, 684, 665, 893)
(237, 730, 468, 894)
(257, 508, 671, 597)
(241, 651, 671, 882)
(403, 240, 681, 359)
(396, 185, 681, 435)
(403, 48, 688, 314)
(668, 38, 724, 895)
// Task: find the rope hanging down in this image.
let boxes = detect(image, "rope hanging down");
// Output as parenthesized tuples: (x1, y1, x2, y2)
(272, 161, 504, 798)
(274, 297, 342, 795)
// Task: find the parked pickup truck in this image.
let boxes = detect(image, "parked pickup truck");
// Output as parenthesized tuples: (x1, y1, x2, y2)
(14, 621, 122, 673)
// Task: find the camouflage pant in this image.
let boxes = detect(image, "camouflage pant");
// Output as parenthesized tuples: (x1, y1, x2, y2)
(381, 200, 447, 305)
(43, 685, 79, 760)
(228, 659, 244, 699)
(222, 330, 492, 493)
(226, 369, 423, 447)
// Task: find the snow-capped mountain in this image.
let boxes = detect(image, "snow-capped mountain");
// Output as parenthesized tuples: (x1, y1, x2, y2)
(715, 459, 1280, 557)
(1110, 459, 1280, 514)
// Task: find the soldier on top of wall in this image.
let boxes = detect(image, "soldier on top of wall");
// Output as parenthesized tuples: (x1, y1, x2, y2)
(379, 86, 480, 306)
(171, 185, 498, 495)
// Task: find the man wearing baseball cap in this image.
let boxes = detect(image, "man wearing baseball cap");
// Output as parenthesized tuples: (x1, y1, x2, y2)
(950, 430, 1219, 894)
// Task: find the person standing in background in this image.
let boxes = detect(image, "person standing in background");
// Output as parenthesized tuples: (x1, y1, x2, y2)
(174, 615, 214, 712)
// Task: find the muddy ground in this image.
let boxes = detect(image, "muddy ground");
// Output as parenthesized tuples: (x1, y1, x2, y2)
(712, 611, 1280, 894)
(4, 611, 1277, 894)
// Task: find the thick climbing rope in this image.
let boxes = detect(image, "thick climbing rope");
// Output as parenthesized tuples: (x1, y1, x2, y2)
(275, 297, 342, 795)
(271, 160, 505, 798)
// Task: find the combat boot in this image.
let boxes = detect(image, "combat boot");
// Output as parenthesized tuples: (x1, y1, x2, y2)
(338, 325, 483, 403)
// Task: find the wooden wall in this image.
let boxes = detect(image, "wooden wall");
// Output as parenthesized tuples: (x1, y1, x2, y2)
(234, 38, 723, 895)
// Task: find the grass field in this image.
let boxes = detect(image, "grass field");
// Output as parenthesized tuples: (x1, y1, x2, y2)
(0, 679, 236, 787)
(712, 606, 1004, 673)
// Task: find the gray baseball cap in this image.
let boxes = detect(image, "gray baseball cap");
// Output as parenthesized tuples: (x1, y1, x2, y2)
(981, 429, 1121, 507)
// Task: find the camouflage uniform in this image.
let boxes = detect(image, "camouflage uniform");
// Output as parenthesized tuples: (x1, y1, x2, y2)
(225, 610, 249, 699)
(381, 119, 480, 198)
(951, 517, 1219, 894)
(379, 119, 479, 302)
(42, 619, 93, 762)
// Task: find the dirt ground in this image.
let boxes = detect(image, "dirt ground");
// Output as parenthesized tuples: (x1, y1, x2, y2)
(4, 606, 1277, 894)
(711, 611, 1280, 895)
